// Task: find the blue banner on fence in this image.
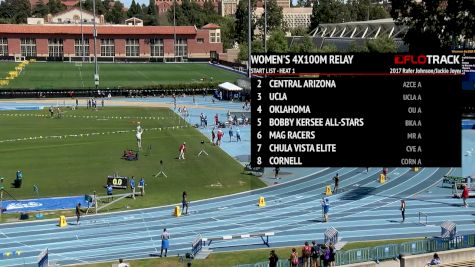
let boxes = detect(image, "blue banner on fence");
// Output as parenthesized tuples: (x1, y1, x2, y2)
(2, 196, 88, 213)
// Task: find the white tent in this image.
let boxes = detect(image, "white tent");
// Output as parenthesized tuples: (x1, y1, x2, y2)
(217, 82, 243, 100)
(218, 82, 242, 92)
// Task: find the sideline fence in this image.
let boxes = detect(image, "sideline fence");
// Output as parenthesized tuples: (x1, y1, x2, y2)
(233, 234, 475, 267)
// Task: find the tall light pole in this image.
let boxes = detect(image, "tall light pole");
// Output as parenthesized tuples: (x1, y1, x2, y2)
(174, 0, 177, 62)
(92, 0, 99, 90)
(247, 0, 252, 78)
(264, 0, 267, 52)
(80, 0, 85, 62)
(366, 0, 371, 21)
(0, 177, 4, 221)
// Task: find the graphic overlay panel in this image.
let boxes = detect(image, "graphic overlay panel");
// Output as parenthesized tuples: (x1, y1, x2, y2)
(251, 54, 462, 167)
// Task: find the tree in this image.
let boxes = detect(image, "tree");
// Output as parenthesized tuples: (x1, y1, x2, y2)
(347, 0, 389, 21)
(167, 1, 186, 25)
(267, 30, 288, 53)
(216, 16, 236, 50)
(391, 0, 474, 51)
(366, 36, 397, 52)
(258, 0, 284, 35)
(82, 0, 94, 12)
(237, 42, 248, 62)
(290, 26, 308, 36)
(348, 41, 369, 52)
(290, 35, 315, 52)
(32, 0, 49, 17)
(189, 1, 204, 26)
(314, 44, 338, 53)
(235, 0, 257, 43)
(252, 39, 265, 53)
(310, 0, 349, 30)
(203, 0, 215, 15)
(102, 0, 113, 13)
(47, 0, 66, 15)
(127, 0, 142, 18)
(105, 1, 126, 24)
(0, 0, 32, 23)
(143, 0, 159, 25)
(369, 4, 389, 20)
(443, 0, 474, 49)
(237, 39, 264, 62)
(180, 0, 192, 22)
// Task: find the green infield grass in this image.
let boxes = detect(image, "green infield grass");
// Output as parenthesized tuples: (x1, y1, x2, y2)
(0, 107, 264, 210)
(0, 62, 242, 89)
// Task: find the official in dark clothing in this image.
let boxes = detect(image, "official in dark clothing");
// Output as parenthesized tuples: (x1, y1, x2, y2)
(269, 250, 279, 267)
(400, 199, 406, 222)
(75, 203, 82, 225)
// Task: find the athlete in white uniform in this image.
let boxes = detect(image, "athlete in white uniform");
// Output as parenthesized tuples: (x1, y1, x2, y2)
(136, 122, 143, 150)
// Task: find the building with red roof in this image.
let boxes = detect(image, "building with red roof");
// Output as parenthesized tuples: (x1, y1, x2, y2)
(30, 0, 79, 8)
(0, 23, 222, 61)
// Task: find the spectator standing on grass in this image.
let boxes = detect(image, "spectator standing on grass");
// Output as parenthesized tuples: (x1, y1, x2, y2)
(302, 241, 312, 267)
(462, 184, 470, 207)
(178, 142, 186, 160)
(311, 241, 320, 267)
(400, 199, 406, 222)
(75, 98, 78, 108)
(289, 248, 299, 267)
(269, 250, 279, 267)
(160, 228, 170, 257)
(130, 176, 136, 199)
(138, 177, 145, 196)
(107, 183, 113, 201)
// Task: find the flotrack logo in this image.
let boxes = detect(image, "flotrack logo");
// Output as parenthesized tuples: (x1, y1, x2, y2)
(394, 55, 460, 65)
(6, 202, 43, 210)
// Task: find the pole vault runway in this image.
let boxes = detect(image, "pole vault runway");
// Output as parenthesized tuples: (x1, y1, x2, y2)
(1, 167, 473, 266)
